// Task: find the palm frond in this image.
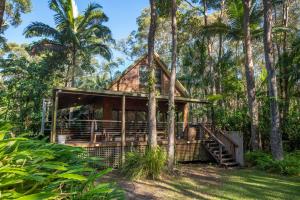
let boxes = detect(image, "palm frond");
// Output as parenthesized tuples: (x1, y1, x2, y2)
(23, 22, 61, 39)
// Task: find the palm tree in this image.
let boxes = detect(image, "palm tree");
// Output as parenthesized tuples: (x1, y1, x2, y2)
(167, 0, 177, 170)
(0, 0, 31, 32)
(263, 0, 283, 160)
(148, 0, 158, 148)
(24, 0, 113, 87)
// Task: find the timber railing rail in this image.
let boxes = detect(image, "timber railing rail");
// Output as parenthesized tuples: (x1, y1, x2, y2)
(45, 119, 185, 143)
(214, 128, 238, 161)
(199, 123, 225, 163)
(198, 123, 238, 164)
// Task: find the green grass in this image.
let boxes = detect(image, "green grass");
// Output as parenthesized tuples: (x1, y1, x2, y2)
(212, 169, 300, 200)
(115, 165, 300, 200)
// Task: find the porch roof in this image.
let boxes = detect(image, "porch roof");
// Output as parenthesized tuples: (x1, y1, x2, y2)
(53, 87, 209, 109)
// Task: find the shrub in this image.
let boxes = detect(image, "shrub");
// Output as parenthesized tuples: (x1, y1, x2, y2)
(0, 133, 124, 199)
(245, 151, 300, 176)
(122, 147, 167, 180)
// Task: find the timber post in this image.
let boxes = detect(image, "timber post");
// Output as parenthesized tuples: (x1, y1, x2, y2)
(183, 103, 189, 137)
(51, 90, 59, 143)
(211, 104, 216, 133)
(121, 95, 126, 165)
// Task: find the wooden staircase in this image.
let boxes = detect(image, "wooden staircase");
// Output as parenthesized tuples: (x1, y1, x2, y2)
(200, 124, 239, 167)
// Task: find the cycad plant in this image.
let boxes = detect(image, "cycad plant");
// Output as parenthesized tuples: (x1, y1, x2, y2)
(24, 0, 113, 87)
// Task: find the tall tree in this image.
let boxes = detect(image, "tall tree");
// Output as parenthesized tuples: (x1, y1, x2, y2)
(24, 0, 112, 87)
(167, 0, 177, 170)
(147, 0, 158, 148)
(243, 0, 260, 150)
(263, 0, 283, 160)
(0, 0, 31, 32)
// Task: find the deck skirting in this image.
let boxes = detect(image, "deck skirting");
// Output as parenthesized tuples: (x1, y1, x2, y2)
(70, 140, 212, 168)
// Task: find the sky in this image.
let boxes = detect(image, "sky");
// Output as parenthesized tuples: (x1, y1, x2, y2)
(4, 0, 149, 69)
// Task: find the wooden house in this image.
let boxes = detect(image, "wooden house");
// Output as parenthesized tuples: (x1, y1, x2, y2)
(49, 53, 239, 168)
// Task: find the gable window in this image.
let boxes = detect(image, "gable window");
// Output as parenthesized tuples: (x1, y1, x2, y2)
(139, 65, 148, 86)
(139, 64, 162, 93)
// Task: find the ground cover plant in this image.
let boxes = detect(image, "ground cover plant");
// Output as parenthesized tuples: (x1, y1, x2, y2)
(0, 123, 124, 199)
(245, 151, 300, 176)
(121, 146, 167, 180)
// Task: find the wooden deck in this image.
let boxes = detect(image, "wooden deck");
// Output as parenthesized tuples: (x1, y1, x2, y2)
(67, 139, 212, 168)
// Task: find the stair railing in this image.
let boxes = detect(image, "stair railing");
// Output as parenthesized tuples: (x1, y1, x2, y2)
(214, 128, 238, 161)
(199, 124, 224, 164)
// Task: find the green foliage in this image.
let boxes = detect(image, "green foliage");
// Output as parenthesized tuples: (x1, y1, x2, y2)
(214, 106, 250, 132)
(0, 133, 124, 199)
(1, 0, 32, 30)
(245, 151, 300, 176)
(23, 0, 113, 86)
(121, 147, 167, 180)
(283, 104, 300, 150)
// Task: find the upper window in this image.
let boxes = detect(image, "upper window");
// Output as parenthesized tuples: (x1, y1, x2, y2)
(139, 65, 148, 86)
(139, 64, 162, 92)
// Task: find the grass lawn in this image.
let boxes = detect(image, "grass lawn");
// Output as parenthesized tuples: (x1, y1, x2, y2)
(105, 164, 300, 200)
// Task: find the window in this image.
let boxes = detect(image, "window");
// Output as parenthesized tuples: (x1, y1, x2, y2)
(139, 64, 162, 93)
(139, 65, 148, 86)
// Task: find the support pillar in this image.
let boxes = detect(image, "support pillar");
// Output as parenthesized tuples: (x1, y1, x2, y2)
(183, 103, 189, 138)
(121, 95, 126, 164)
(51, 91, 59, 143)
(211, 104, 215, 132)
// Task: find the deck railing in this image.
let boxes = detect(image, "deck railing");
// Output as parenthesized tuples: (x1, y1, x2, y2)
(45, 120, 185, 143)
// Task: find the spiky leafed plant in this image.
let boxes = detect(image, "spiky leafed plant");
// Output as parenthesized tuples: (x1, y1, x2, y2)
(24, 0, 113, 86)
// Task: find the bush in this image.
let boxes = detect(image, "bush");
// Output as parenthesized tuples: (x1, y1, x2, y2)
(0, 133, 124, 199)
(121, 147, 166, 180)
(245, 151, 300, 176)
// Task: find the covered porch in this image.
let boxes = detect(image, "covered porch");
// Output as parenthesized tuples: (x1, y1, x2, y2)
(49, 87, 214, 167)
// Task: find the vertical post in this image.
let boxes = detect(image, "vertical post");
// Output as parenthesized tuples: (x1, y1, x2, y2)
(51, 91, 59, 143)
(90, 120, 95, 143)
(211, 104, 215, 133)
(121, 95, 126, 165)
(40, 99, 46, 135)
(183, 103, 189, 138)
(219, 144, 223, 164)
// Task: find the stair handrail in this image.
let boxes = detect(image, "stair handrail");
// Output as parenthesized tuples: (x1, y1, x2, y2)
(199, 124, 225, 147)
(215, 128, 239, 147)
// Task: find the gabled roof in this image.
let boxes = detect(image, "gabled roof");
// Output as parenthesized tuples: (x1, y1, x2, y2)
(108, 53, 189, 97)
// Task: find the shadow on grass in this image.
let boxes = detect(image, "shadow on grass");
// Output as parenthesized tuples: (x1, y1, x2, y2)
(106, 165, 300, 200)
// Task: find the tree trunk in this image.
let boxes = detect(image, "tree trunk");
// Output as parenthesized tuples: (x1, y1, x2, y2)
(243, 0, 261, 150)
(0, 0, 6, 32)
(282, 0, 290, 133)
(71, 47, 77, 87)
(263, 0, 283, 160)
(147, 0, 158, 149)
(202, 0, 215, 95)
(168, 0, 177, 170)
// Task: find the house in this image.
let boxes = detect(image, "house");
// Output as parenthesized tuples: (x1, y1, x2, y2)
(48, 53, 239, 168)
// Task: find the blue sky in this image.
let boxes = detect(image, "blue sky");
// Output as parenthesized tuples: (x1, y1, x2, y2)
(4, 0, 149, 69)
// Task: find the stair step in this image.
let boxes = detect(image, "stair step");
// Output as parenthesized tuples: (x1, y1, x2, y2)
(222, 162, 239, 167)
(221, 158, 234, 162)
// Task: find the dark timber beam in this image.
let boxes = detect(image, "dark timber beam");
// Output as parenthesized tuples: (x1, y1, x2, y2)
(121, 95, 126, 164)
(51, 91, 59, 143)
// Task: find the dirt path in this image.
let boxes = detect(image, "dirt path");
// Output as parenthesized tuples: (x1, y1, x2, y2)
(103, 163, 226, 200)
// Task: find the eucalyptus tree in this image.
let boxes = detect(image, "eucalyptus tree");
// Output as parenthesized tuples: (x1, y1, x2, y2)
(148, 0, 158, 148)
(24, 0, 113, 87)
(202, 0, 262, 149)
(263, 0, 283, 160)
(243, 0, 260, 150)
